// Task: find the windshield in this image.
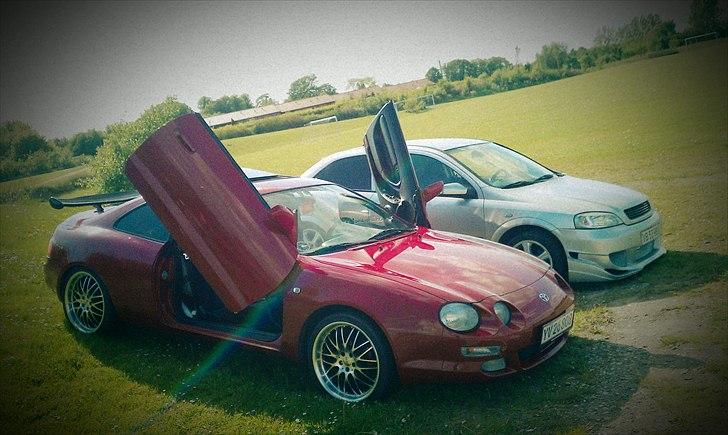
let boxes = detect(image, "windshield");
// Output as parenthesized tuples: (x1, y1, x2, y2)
(264, 184, 413, 255)
(446, 142, 554, 188)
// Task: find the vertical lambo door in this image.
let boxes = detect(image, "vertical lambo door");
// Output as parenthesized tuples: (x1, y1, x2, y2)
(125, 113, 298, 313)
(364, 101, 437, 227)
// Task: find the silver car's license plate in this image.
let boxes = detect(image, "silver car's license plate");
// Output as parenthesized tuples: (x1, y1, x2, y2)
(541, 307, 574, 344)
(641, 225, 659, 244)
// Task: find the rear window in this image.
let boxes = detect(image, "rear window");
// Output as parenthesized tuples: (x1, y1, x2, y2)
(113, 203, 170, 243)
(315, 155, 372, 191)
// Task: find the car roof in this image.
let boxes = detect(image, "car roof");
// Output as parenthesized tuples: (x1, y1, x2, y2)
(406, 138, 489, 151)
(319, 138, 490, 160)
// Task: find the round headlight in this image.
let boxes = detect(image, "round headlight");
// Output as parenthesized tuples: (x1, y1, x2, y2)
(574, 212, 623, 229)
(439, 303, 479, 332)
(493, 301, 511, 325)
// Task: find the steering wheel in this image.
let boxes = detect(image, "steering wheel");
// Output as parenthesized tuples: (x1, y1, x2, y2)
(489, 169, 508, 185)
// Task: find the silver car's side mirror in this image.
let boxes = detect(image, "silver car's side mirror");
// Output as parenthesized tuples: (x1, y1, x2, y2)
(441, 182, 470, 198)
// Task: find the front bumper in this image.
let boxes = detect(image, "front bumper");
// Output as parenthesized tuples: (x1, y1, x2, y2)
(405, 273, 575, 383)
(558, 211, 666, 282)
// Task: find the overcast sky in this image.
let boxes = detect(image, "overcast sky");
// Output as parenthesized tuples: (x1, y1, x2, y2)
(1, 1, 692, 139)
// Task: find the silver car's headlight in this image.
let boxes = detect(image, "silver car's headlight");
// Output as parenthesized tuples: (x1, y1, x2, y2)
(574, 212, 623, 229)
(439, 303, 479, 332)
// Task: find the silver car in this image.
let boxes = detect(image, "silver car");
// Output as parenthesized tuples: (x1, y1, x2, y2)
(302, 138, 665, 282)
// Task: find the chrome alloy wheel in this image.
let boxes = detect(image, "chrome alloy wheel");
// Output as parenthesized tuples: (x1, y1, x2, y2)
(64, 270, 105, 333)
(513, 239, 553, 267)
(312, 321, 380, 402)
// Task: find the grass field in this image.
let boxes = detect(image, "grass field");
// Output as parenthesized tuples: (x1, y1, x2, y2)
(0, 165, 89, 203)
(1, 41, 726, 433)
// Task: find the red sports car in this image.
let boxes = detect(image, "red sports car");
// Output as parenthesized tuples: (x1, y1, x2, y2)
(45, 103, 574, 402)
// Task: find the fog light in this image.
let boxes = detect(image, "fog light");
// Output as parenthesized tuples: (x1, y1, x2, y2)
(461, 346, 501, 357)
(481, 358, 506, 372)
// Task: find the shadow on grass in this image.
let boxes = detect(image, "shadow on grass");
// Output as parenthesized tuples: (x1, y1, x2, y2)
(79, 326, 704, 433)
(572, 250, 728, 310)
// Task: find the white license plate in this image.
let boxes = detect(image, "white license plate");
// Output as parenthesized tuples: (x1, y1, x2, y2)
(640, 225, 659, 245)
(541, 307, 574, 344)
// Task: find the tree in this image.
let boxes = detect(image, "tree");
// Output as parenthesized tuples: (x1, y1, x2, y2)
(287, 74, 337, 101)
(197, 94, 253, 116)
(255, 93, 277, 107)
(90, 97, 192, 192)
(442, 59, 478, 81)
(67, 129, 104, 156)
(197, 96, 212, 113)
(472, 57, 512, 77)
(425, 67, 443, 83)
(535, 43, 570, 70)
(689, 0, 725, 35)
(0, 121, 51, 159)
(594, 25, 617, 47)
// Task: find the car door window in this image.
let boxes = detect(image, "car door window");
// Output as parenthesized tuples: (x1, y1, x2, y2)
(411, 154, 473, 191)
(315, 156, 372, 191)
(113, 204, 170, 243)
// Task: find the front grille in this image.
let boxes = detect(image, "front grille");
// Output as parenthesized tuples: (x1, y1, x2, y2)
(624, 201, 651, 220)
(518, 334, 564, 364)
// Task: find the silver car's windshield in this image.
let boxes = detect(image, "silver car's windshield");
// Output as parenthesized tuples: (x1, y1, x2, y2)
(446, 143, 554, 188)
(264, 184, 413, 255)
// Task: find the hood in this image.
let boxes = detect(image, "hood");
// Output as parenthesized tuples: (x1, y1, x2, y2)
(309, 227, 550, 302)
(501, 175, 649, 216)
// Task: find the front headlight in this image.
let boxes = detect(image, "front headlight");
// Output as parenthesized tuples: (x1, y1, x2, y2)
(574, 212, 623, 229)
(493, 301, 511, 325)
(439, 302, 479, 332)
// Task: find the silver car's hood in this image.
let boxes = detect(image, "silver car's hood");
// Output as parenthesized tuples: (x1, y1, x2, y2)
(499, 175, 648, 214)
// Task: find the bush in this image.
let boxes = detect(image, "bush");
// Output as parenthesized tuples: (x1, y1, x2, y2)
(403, 96, 427, 113)
(88, 97, 192, 193)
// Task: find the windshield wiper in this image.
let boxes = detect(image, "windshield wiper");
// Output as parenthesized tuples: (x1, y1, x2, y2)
(307, 241, 368, 256)
(366, 228, 413, 242)
(501, 174, 554, 189)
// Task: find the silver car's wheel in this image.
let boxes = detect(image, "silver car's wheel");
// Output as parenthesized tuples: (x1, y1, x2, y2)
(504, 228, 569, 281)
(63, 270, 107, 334)
(312, 320, 382, 402)
(512, 239, 553, 266)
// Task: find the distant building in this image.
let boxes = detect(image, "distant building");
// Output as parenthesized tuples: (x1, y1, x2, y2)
(204, 78, 433, 128)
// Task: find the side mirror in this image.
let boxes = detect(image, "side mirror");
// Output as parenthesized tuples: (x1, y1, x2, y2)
(441, 182, 470, 198)
(422, 181, 444, 203)
(268, 205, 297, 246)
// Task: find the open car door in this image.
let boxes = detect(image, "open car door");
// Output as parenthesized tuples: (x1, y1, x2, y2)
(363, 101, 433, 227)
(125, 113, 297, 313)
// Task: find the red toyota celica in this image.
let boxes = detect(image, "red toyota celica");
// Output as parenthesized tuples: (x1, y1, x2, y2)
(45, 103, 574, 402)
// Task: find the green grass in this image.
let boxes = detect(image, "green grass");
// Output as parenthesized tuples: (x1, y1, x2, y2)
(0, 165, 89, 203)
(1, 41, 727, 433)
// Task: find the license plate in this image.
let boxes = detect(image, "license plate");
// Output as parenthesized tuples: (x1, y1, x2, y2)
(541, 307, 574, 344)
(640, 225, 659, 245)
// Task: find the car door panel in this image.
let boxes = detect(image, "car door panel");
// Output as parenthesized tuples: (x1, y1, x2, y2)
(125, 113, 297, 313)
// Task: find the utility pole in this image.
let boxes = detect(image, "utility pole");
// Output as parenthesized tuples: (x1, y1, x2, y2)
(515, 46, 521, 66)
(438, 60, 445, 79)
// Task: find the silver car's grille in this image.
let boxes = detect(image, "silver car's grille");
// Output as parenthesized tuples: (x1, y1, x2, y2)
(624, 201, 651, 220)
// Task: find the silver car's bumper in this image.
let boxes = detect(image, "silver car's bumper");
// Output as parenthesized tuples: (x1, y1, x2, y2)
(557, 211, 666, 282)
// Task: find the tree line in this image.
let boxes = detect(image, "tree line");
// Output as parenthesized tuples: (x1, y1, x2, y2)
(2, 0, 724, 185)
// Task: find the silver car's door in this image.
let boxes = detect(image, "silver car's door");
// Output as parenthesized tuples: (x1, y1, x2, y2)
(409, 152, 486, 238)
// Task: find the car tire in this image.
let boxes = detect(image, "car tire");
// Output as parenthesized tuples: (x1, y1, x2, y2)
(306, 311, 396, 402)
(503, 229, 569, 281)
(62, 268, 115, 334)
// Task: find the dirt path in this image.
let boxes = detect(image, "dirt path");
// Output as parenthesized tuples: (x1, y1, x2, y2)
(594, 280, 727, 434)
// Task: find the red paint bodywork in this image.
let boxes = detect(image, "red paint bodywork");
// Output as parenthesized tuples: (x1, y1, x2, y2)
(45, 183, 574, 384)
(45, 113, 574, 384)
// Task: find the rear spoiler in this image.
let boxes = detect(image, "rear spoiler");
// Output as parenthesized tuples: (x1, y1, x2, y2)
(49, 191, 140, 213)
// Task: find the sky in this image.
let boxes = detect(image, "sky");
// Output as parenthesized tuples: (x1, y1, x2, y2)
(0, 1, 692, 139)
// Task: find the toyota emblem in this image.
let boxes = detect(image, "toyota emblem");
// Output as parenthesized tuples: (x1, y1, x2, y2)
(538, 292, 550, 302)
